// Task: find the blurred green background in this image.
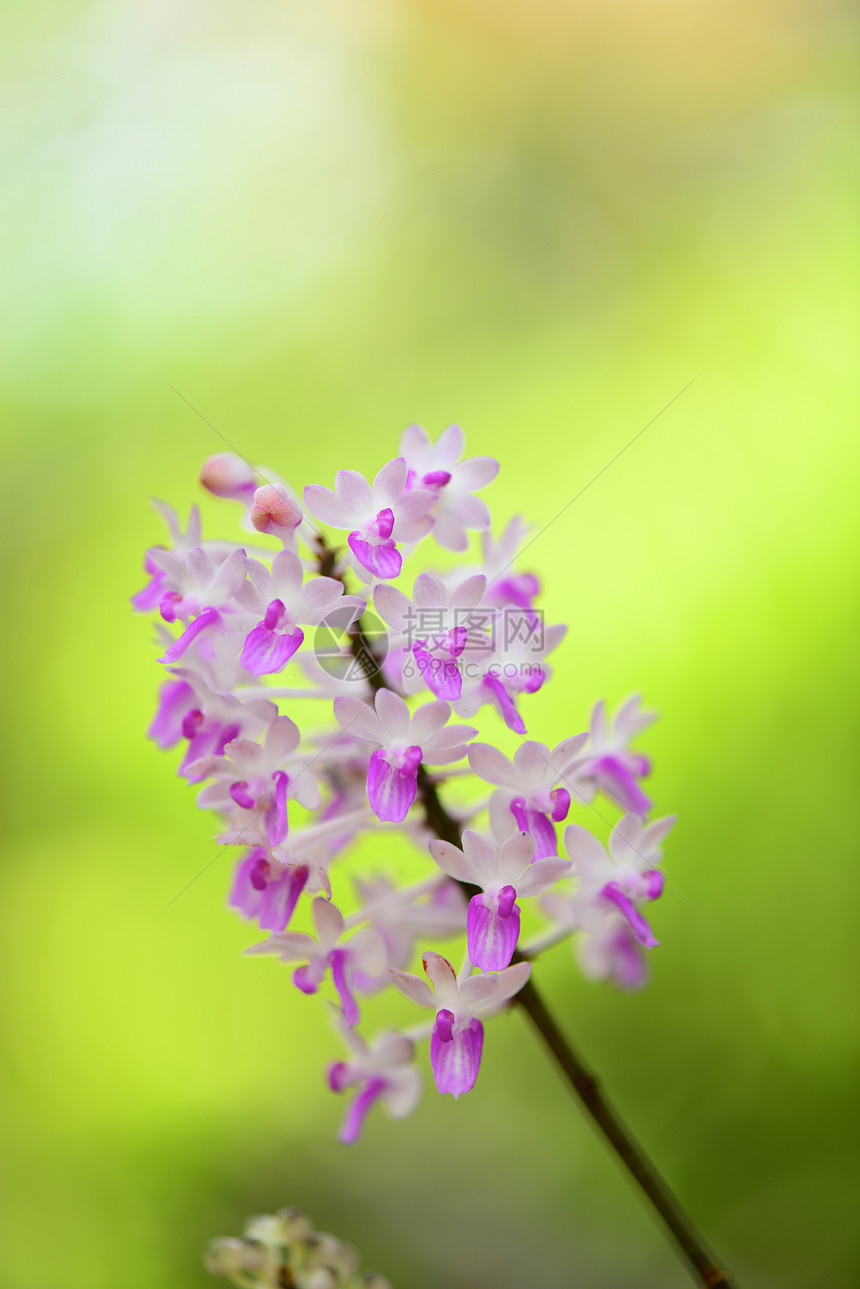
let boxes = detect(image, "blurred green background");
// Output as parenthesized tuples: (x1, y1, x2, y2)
(1, 1, 858, 1286)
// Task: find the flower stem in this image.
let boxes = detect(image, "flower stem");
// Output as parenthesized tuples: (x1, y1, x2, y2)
(415, 766, 735, 1288)
(513, 975, 734, 1288)
(328, 550, 737, 1288)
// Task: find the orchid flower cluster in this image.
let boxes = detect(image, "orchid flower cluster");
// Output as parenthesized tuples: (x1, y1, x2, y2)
(135, 424, 675, 1144)
(206, 1206, 391, 1289)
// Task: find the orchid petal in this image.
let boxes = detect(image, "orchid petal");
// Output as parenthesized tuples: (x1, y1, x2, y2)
(240, 623, 304, 674)
(467, 893, 521, 971)
(367, 749, 418, 822)
(388, 969, 435, 1009)
(430, 1018, 484, 1098)
(348, 533, 402, 579)
(602, 882, 660, 949)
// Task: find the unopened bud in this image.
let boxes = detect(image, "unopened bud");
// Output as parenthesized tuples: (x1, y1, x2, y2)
(246, 1212, 292, 1247)
(205, 1237, 263, 1277)
(250, 484, 302, 535)
(305, 1234, 358, 1278)
(274, 1206, 313, 1244)
(200, 453, 258, 501)
(304, 1269, 340, 1289)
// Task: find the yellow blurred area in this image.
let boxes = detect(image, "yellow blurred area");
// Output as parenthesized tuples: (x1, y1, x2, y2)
(1, 1, 858, 1286)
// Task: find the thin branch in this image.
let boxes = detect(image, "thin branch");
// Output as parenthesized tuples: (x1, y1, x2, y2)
(513, 977, 734, 1288)
(413, 767, 734, 1288)
(316, 540, 736, 1289)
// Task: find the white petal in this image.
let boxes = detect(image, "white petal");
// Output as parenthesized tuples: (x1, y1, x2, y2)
(385, 1067, 423, 1118)
(400, 654, 426, 695)
(242, 556, 274, 603)
(399, 422, 431, 464)
(295, 576, 346, 624)
(435, 422, 465, 464)
(449, 574, 487, 611)
(333, 696, 384, 743)
(394, 488, 436, 523)
(374, 1032, 415, 1067)
(373, 583, 412, 630)
(352, 927, 388, 977)
(290, 772, 321, 810)
(421, 951, 460, 1008)
(207, 551, 246, 604)
(468, 743, 516, 788)
(422, 722, 476, 753)
(428, 839, 474, 884)
(460, 960, 531, 1013)
(389, 969, 435, 1010)
(550, 732, 590, 770)
(642, 814, 677, 852)
(395, 512, 434, 541)
(432, 513, 468, 551)
(245, 932, 312, 960)
(516, 857, 573, 897)
(497, 831, 536, 882)
(186, 505, 202, 545)
(488, 790, 519, 842)
(270, 550, 304, 606)
(423, 744, 470, 766)
(334, 469, 373, 519)
(412, 573, 447, 610)
(564, 824, 609, 876)
(542, 623, 568, 654)
(590, 699, 609, 745)
(447, 494, 490, 529)
(375, 688, 410, 739)
(303, 483, 353, 528)
(461, 831, 501, 885)
(313, 897, 344, 945)
(454, 456, 499, 490)
(265, 715, 301, 763)
(187, 546, 213, 586)
(147, 548, 183, 579)
(195, 781, 231, 809)
(615, 693, 657, 739)
(408, 701, 452, 744)
(372, 457, 408, 509)
(512, 741, 553, 786)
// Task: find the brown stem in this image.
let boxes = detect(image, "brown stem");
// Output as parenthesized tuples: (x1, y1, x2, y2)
(413, 770, 734, 1288)
(512, 976, 734, 1288)
(320, 545, 736, 1288)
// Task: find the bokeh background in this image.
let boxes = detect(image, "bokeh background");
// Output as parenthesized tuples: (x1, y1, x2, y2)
(1, 1, 858, 1286)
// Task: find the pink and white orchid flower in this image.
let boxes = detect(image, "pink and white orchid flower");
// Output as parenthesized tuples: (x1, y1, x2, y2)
(429, 830, 571, 970)
(153, 545, 248, 664)
(574, 695, 657, 816)
(469, 735, 589, 858)
(304, 458, 435, 579)
(374, 572, 490, 701)
(565, 813, 676, 950)
(191, 715, 320, 847)
(390, 952, 531, 1097)
(328, 1028, 422, 1144)
(333, 690, 476, 823)
(237, 550, 365, 675)
(248, 897, 387, 1027)
(399, 422, 499, 552)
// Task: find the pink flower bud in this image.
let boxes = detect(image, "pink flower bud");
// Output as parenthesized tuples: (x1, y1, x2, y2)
(250, 484, 302, 534)
(199, 452, 257, 500)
